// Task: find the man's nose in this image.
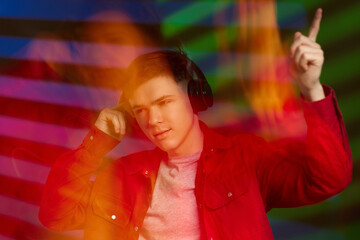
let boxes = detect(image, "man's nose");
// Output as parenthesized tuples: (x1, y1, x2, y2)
(148, 107, 163, 126)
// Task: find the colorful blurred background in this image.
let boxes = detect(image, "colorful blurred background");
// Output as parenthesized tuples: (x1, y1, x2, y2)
(0, 0, 359, 239)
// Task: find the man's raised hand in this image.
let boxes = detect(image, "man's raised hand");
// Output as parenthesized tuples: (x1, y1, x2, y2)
(95, 104, 127, 141)
(289, 8, 325, 101)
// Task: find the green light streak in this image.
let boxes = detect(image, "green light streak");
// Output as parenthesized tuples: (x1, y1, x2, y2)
(285, 231, 344, 240)
(349, 136, 360, 161)
(206, 68, 235, 90)
(184, 26, 237, 51)
(185, 32, 219, 52)
(297, 0, 335, 10)
(321, 47, 360, 87)
(162, 2, 231, 38)
(268, 180, 360, 220)
(318, 2, 360, 46)
(338, 93, 360, 130)
(207, 62, 236, 87)
(334, 220, 360, 240)
(279, 0, 336, 11)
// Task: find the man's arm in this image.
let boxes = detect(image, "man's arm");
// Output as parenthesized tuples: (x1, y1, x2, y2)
(39, 106, 125, 231)
(254, 86, 352, 211)
(254, 9, 352, 210)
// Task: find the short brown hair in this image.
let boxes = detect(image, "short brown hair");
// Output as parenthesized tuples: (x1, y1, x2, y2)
(121, 50, 194, 101)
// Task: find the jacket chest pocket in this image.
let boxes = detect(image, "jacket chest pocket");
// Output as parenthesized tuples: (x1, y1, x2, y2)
(204, 171, 249, 210)
(92, 192, 132, 228)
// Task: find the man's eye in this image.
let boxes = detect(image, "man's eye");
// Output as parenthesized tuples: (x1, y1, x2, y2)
(135, 109, 144, 115)
(160, 99, 171, 105)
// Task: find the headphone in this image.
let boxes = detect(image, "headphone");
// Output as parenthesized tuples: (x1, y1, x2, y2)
(153, 50, 213, 112)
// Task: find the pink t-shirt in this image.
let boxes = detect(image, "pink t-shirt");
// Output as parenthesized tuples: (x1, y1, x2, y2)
(138, 151, 202, 240)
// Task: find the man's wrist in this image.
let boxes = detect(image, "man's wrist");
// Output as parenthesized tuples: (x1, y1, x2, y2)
(300, 82, 325, 102)
(301, 85, 340, 124)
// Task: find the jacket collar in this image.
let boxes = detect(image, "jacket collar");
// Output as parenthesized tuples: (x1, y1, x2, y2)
(122, 121, 232, 175)
(200, 121, 232, 154)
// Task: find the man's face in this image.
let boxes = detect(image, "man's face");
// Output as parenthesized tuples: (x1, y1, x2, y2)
(128, 75, 197, 156)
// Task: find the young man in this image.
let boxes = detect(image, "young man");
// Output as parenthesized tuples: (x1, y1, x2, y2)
(39, 9, 352, 240)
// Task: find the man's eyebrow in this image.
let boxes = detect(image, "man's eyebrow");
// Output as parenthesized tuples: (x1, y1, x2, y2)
(152, 95, 175, 104)
(132, 95, 175, 110)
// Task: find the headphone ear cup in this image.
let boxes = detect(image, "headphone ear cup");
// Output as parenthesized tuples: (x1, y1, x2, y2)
(188, 79, 210, 112)
(188, 79, 201, 112)
(200, 79, 213, 108)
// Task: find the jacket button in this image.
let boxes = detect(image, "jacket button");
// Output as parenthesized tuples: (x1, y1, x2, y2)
(111, 214, 116, 220)
(134, 226, 139, 231)
(144, 170, 149, 175)
(210, 148, 214, 152)
(90, 135, 94, 141)
(227, 192, 233, 197)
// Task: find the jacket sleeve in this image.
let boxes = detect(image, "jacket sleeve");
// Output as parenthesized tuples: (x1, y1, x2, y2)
(254, 85, 353, 211)
(38, 127, 120, 231)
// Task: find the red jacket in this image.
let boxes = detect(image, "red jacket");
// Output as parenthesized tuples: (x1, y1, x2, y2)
(39, 86, 352, 240)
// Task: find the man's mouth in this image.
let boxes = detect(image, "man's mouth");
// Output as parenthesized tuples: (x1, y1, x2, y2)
(153, 129, 171, 140)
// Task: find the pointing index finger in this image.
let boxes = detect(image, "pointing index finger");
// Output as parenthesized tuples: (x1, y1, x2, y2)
(308, 8, 322, 42)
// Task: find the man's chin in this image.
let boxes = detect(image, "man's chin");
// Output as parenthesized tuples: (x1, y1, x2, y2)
(154, 141, 177, 154)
